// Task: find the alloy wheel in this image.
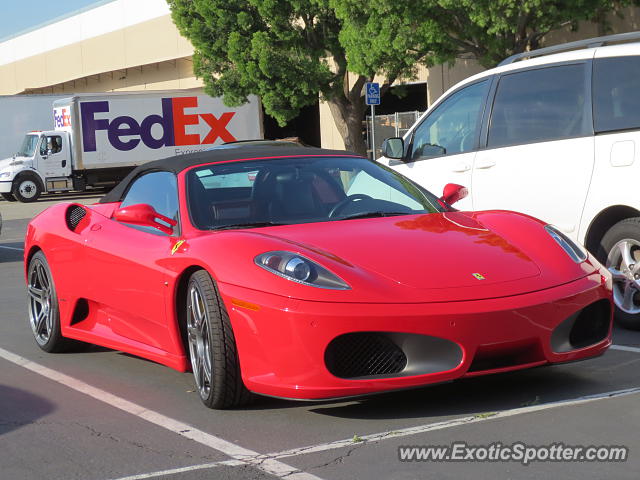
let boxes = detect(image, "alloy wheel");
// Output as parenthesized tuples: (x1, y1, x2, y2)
(607, 238, 640, 314)
(28, 259, 54, 346)
(186, 283, 213, 400)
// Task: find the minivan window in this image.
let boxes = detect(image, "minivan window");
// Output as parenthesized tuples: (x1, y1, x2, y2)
(409, 80, 488, 161)
(488, 64, 588, 148)
(593, 56, 640, 133)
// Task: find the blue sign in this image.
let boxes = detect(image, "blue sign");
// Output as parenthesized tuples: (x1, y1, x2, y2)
(365, 82, 380, 105)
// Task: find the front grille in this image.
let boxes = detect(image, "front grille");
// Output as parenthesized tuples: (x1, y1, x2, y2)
(468, 340, 543, 373)
(325, 332, 407, 379)
(66, 205, 86, 231)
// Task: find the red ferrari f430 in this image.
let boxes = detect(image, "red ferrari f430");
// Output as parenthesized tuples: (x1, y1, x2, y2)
(24, 144, 613, 408)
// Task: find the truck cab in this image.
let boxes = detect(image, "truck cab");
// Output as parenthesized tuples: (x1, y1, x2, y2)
(0, 131, 72, 202)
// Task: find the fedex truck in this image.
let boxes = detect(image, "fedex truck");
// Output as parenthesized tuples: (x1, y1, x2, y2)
(0, 91, 262, 202)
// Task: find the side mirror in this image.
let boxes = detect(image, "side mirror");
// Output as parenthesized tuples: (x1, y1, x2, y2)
(381, 137, 404, 160)
(113, 203, 177, 235)
(440, 183, 468, 206)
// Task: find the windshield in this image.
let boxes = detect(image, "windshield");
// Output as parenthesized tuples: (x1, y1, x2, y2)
(187, 156, 444, 230)
(17, 134, 40, 157)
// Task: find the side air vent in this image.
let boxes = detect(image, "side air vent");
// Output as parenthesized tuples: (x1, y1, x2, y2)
(66, 205, 87, 232)
(551, 299, 612, 353)
(325, 332, 407, 379)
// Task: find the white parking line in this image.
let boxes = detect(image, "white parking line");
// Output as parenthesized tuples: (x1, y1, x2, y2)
(0, 245, 23, 251)
(0, 347, 324, 480)
(106, 385, 640, 480)
(268, 385, 640, 460)
(107, 460, 243, 480)
(610, 344, 640, 354)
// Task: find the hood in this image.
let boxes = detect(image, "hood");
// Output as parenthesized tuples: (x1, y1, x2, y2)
(253, 212, 540, 291)
(0, 156, 29, 170)
(188, 210, 598, 303)
(0, 157, 14, 170)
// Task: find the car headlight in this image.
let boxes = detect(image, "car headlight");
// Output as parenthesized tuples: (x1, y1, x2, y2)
(255, 251, 350, 290)
(0, 171, 10, 178)
(545, 225, 587, 263)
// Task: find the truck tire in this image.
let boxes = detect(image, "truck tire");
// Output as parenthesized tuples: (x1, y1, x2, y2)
(72, 175, 86, 192)
(1, 192, 16, 202)
(598, 217, 640, 330)
(12, 173, 43, 203)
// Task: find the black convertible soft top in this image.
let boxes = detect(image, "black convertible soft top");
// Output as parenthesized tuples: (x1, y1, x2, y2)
(100, 144, 358, 204)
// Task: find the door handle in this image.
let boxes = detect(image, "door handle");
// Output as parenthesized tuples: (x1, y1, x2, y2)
(475, 159, 496, 169)
(452, 162, 471, 173)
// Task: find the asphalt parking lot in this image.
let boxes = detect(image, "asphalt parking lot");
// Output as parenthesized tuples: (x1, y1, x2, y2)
(1, 194, 640, 480)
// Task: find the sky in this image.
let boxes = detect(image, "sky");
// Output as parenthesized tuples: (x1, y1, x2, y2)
(0, 0, 110, 40)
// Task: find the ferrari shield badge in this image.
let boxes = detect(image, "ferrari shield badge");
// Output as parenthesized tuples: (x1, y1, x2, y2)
(171, 240, 185, 255)
(472, 273, 486, 280)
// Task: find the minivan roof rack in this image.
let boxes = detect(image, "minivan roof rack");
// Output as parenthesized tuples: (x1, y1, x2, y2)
(498, 30, 640, 66)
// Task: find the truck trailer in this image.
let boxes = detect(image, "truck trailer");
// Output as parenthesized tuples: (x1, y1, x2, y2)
(0, 94, 69, 160)
(0, 90, 262, 202)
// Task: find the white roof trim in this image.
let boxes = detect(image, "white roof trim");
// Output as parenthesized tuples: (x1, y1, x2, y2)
(0, 0, 171, 66)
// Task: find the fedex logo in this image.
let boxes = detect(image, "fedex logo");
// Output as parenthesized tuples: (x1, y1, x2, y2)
(53, 107, 71, 128)
(80, 97, 237, 152)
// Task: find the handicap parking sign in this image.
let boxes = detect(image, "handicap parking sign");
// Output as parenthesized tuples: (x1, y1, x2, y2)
(365, 82, 381, 105)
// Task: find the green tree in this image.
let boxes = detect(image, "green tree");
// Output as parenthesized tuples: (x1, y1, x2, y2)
(335, 0, 639, 71)
(170, 0, 381, 155)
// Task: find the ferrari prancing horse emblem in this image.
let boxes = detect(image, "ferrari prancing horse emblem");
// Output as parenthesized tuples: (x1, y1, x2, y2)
(472, 273, 486, 280)
(171, 240, 185, 255)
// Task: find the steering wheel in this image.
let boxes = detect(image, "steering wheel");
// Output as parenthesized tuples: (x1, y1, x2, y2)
(329, 194, 372, 217)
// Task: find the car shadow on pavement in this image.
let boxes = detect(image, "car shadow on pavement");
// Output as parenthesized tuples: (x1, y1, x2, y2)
(306, 366, 608, 420)
(232, 362, 607, 414)
(0, 385, 56, 436)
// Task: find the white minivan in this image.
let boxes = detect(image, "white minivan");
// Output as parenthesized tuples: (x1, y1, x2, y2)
(379, 32, 640, 329)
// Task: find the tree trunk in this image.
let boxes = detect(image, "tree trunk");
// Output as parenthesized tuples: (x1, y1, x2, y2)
(326, 96, 368, 157)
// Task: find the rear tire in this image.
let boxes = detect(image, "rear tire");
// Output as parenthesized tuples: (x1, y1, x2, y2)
(1, 192, 16, 202)
(185, 270, 252, 409)
(27, 251, 75, 352)
(12, 173, 43, 203)
(598, 217, 640, 330)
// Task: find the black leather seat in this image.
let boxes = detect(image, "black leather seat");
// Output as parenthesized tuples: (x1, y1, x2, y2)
(188, 175, 213, 228)
(253, 168, 323, 222)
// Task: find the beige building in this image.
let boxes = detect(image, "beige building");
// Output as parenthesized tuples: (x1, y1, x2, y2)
(1, 0, 639, 150)
(0, 0, 198, 94)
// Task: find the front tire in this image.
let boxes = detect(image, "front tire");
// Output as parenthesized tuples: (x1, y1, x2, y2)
(12, 173, 43, 203)
(27, 251, 74, 352)
(186, 270, 251, 409)
(1, 192, 16, 202)
(599, 218, 640, 330)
